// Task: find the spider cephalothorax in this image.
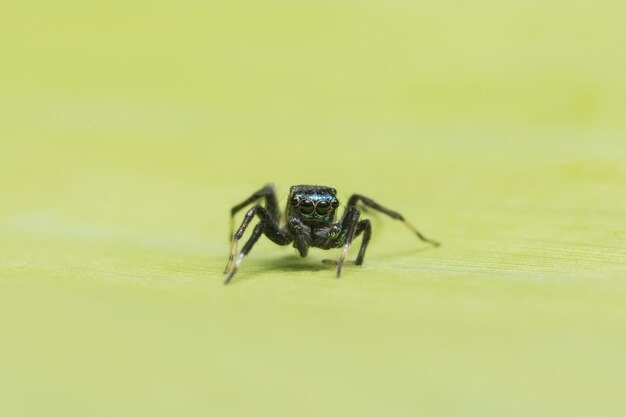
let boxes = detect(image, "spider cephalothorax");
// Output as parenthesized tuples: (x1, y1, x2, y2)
(223, 184, 439, 284)
(287, 185, 340, 226)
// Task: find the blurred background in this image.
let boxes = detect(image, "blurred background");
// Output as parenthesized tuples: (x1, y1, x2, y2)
(1, 1, 625, 416)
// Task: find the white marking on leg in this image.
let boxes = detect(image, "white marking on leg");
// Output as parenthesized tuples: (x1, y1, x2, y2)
(234, 252, 245, 270)
(223, 240, 239, 274)
(336, 243, 350, 278)
(224, 253, 246, 284)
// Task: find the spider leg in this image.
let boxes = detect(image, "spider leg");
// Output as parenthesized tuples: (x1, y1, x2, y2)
(228, 184, 281, 240)
(346, 194, 440, 247)
(224, 205, 257, 275)
(224, 222, 264, 285)
(322, 219, 371, 266)
(334, 206, 361, 278)
(224, 204, 291, 285)
(354, 219, 372, 265)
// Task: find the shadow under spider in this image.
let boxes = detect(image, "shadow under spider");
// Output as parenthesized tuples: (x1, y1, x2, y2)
(253, 255, 330, 273)
(248, 245, 437, 275)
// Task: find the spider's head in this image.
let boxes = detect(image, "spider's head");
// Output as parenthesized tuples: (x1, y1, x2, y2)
(287, 185, 340, 227)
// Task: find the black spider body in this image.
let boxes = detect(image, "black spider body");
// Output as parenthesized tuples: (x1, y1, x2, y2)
(286, 185, 344, 254)
(223, 184, 439, 284)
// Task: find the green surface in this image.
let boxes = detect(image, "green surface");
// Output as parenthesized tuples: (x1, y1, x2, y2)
(1, 1, 626, 416)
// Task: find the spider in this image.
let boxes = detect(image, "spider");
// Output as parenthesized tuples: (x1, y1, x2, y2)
(223, 184, 440, 284)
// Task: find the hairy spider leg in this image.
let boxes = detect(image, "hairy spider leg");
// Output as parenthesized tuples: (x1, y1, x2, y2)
(346, 194, 440, 247)
(322, 218, 371, 267)
(224, 205, 258, 275)
(334, 206, 361, 278)
(224, 205, 292, 285)
(354, 219, 372, 265)
(228, 184, 281, 240)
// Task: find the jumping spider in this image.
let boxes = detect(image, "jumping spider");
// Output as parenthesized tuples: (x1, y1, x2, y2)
(223, 184, 439, 284)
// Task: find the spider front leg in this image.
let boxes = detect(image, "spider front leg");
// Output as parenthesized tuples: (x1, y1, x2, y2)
(333, 206, 361, 278)
(346, 194, 440, 247)
(322, 219, 371, 267)
(354, 219, 372, 265)
(223, 205, 291, 285)
(228, 184, 281, 240)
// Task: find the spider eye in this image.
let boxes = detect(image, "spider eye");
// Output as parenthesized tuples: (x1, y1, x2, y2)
(316, 200, 331, 215)
(300, 199, 314, 214)
(290, 196, 299, 206)
(331, 199, 339, 209)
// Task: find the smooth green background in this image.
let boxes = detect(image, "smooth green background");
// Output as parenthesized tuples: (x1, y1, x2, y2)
(1, 1, 625, 416)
